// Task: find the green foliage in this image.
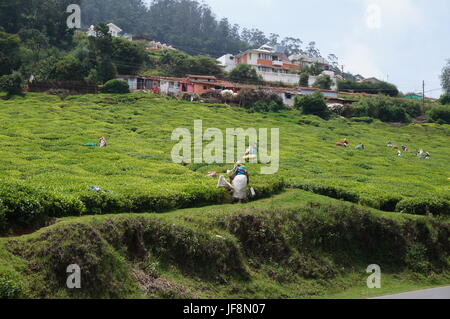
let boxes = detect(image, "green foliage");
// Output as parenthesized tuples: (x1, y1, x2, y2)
(236, 89, 283, 112)
(0, 274, 23, 299)
(100, 79, 130, 94)
(428, 105, 450, 124)
(0, 31, 22, 76)
(157, 50, 223, 77)
(350, 117, 374, 124)
(290, 182, 359, 203)
(313, 75, 332, 90)
(112, 37, 146, 75)
(228, 64, 262, 83)
(338, 79, 399, 97)
(51, 55, 87, 81)
(0, 73, 23, 97)
(441, 60, 450, 94)
(299, 72, 309, 87)
(396, 197, 450, 216)
(438, 93, 450, 105)
(294, 91, 330, 119)
(346, 96, 424, 123)
(301, 63, 324, 76)
(0, 0, 80, 47)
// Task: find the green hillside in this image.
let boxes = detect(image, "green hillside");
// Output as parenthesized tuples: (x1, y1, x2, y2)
(0, 93, 449, 299)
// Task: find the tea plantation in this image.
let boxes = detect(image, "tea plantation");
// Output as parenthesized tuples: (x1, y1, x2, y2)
(0, 93, 449, 298)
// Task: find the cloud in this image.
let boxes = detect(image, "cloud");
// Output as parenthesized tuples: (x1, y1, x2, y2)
(364, 0, 423, 30)
(340, 42, 384, 79)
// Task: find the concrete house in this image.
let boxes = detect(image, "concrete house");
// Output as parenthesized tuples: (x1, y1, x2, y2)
(234, 45, 301, 85)
(217, 54, 237, 72)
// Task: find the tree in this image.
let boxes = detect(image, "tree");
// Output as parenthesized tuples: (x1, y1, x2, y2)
(228, 64, 262, 83)
(281, 37, 303, 56)
(294, 91, 329, 119)
(299, 72, 309, 87)
(111, 37, 146, 75)
(441, 60, 450, 94)
(100, 79, 130, 94)
(52, 56, 87, 81)
(88, 23, 117, 83)
(313, 75, 332, 90)
(0, 31, 22, 76)
(439, 93, 450, 105)
(306, 41, 321, 58)
(0, 73, 23, 97)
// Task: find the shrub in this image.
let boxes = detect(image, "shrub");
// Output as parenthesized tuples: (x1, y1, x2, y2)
(396, 197, 450, 216)
(312, 75, 332, 90)
(351, 117, 374, 123)
(348, 96, 416, 123)
(0, 275, 23, 299)
(294, 91, 330, 119)
(428, 105, 450, 124)
(337, 79, 399, 96)
(290, 182, 360, 203)
(439, 93, 450, 105)
(299, 72, 309, 87)
(99, 79, 130, 94)
(236, 89, 283, 112)
(0, 73, 23, 97)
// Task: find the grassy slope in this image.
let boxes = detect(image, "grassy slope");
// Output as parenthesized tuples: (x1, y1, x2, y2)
(0, 93, 448, 204)
(0, 93, 449, 299)
(1, 189, 449, 299)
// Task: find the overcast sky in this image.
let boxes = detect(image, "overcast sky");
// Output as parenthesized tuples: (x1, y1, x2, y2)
(199, 0, 449, 97)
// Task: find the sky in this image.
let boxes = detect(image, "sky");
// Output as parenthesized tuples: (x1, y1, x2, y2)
(199, 0, 449, 98)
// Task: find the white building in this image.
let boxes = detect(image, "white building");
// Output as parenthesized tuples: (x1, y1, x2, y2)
(87, 23, 123, 38)
(217, 54, 237, 72)
(107, 23, 122, 37)
(234, 45, 301, 85)
(289, 54, 330, 69)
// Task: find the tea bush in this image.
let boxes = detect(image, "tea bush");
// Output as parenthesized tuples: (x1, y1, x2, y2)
(396, 197, 450, 216)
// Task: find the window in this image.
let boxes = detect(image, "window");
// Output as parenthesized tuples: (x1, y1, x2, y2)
(285, 93, 292, 99)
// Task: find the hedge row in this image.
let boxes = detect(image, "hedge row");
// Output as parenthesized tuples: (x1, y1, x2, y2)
(288, 181, 449, 216)
(0, 179, 285, 235)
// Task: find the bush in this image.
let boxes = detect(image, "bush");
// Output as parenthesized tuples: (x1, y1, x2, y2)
(290, 182, 360, 203)
(294, 91, 330, 119)
(0, 182, 86, 234)
(396, 197, 450, 216)
(351, 117, 374, 123)
(0, 275, 22, 299)
(337, 79, 399, 96)
(312, 75, 332, 90)
(100, 79, 130, 94)
(299, 72, 309, 87)
(428, 105, 450, 124)
(347, 96, 418, 123)
(439, 93, 450, 105)
(0, 73, 23, 97)
(236, 89, 283, 112)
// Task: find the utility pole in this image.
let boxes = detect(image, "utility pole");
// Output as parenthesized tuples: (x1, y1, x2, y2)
(422, 80, 425, 106)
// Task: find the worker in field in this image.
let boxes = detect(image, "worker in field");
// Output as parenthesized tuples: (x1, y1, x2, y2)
(217, 161, 250, 203)
(99, 136, 107, 148)
(229, 161, 249, 203)
(355, 143, 365, 150)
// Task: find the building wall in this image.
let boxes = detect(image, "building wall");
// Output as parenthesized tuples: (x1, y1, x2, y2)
(257, 71, 300, 85)
(160, 80, 180, 94)
(217, 54, 236, 72)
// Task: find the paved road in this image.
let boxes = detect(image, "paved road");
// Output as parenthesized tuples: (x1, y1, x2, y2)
(373, 286, 450, 299)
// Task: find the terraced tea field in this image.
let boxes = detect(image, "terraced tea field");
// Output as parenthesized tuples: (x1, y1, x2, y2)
(0, 92, 448, 234)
